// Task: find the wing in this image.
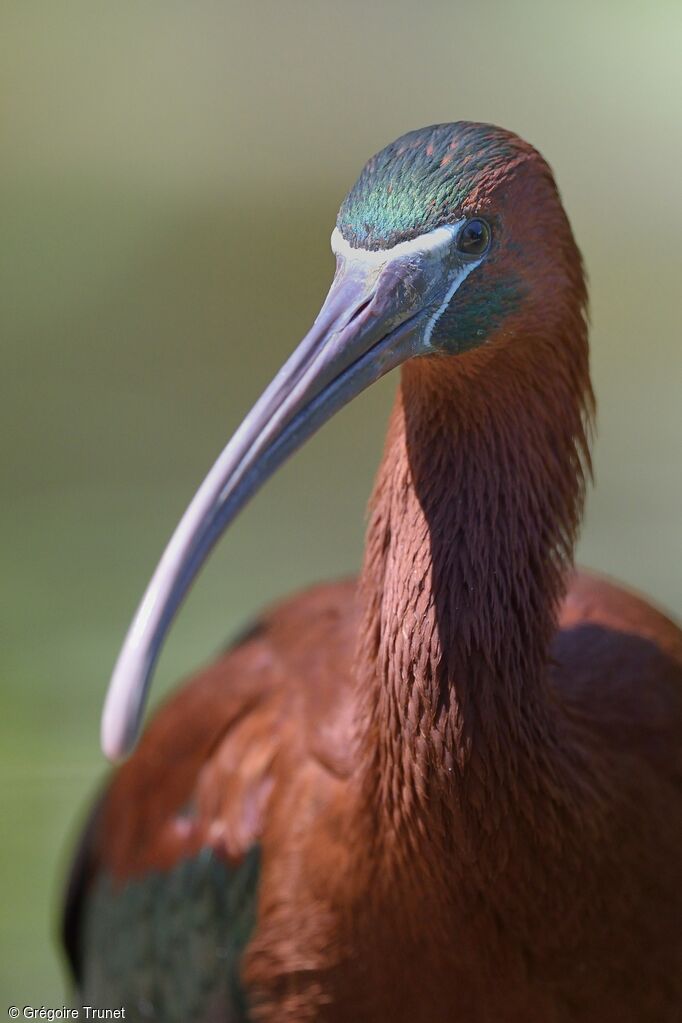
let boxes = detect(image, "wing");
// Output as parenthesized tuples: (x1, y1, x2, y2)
(560, 568, 682, 663)
(62, 580, 358, 1021)
(554, 569, 682, 781)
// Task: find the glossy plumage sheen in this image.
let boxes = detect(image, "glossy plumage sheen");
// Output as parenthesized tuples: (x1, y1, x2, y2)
(63, 123, 682, 1021)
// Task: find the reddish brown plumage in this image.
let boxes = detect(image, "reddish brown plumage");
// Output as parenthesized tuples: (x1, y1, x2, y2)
(65, 127, 682, 1020)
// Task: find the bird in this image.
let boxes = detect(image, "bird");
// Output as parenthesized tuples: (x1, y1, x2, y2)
(62, 122, 682, 1022)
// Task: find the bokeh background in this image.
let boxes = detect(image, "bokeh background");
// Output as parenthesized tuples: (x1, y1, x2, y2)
(2, 0, 681, 1004)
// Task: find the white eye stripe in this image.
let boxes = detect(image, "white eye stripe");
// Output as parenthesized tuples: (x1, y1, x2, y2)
(330, 222, 461, 267)
(331, 221, 483, 346)
(423, 260, 481, 345)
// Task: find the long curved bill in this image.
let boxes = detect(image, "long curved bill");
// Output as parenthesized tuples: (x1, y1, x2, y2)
(102, 225, 457, 759)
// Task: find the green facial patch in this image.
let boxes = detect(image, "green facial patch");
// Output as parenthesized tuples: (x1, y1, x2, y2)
(431, 272, 526, 352)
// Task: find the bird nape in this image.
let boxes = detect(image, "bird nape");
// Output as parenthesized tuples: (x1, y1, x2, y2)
(62, 122, 682, 1022)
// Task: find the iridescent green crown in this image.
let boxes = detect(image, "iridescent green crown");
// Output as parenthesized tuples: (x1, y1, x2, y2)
(337, 122, 532, 250)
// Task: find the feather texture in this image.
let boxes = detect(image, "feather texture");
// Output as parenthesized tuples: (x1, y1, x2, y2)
(64, 123, 682, 1021)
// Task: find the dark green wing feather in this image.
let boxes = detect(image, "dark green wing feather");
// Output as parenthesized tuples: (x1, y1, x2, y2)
(78, 847, 259, 1022)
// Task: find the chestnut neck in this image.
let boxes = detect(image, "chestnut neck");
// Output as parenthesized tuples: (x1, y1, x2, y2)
(354, 331, 594, 875)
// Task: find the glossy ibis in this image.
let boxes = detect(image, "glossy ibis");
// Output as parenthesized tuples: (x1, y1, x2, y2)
(63, 122, 682, 1021)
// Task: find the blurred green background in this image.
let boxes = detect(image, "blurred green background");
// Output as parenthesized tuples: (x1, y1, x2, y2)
(2, 0, 681, 1005)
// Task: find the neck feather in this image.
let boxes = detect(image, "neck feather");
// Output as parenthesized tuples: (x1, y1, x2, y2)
(354, 327, 594, 868)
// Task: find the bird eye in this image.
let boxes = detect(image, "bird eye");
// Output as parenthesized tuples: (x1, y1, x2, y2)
(457, 218, 491, 256)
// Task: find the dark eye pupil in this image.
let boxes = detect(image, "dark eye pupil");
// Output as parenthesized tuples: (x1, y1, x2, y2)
(458, 218, 490, 255)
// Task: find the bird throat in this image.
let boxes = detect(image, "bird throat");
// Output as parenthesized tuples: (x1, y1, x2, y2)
(354, 335, 593, 862)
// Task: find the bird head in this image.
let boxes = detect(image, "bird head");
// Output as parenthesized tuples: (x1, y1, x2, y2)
(102, 122, 585, 759)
